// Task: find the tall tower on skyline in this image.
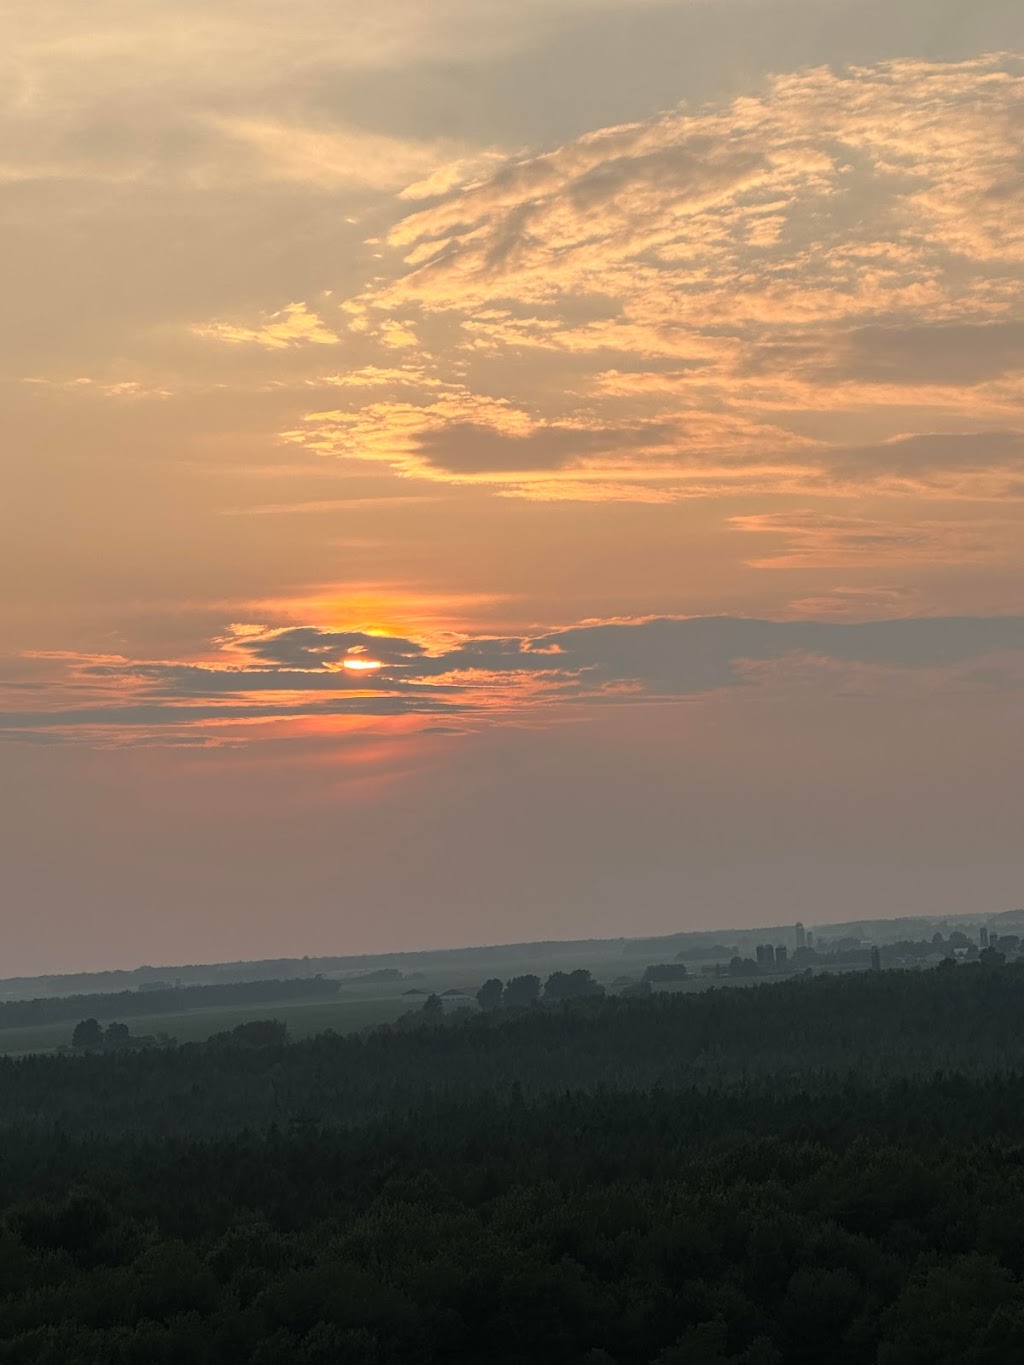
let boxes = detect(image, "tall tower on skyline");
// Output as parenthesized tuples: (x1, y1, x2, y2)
(795, 922, 806, 949)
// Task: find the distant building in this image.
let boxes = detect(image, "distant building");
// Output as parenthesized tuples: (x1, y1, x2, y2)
(795, 922, 806, 949)
(756, 944, 766, 966)
(980, 927, 990, 948)
(806, 931, 815, 949)
(764, 944, 776, 968)
(775, 945, 788, 967)
(440, 989, 478, 1011)
(870, 946, 881, 972)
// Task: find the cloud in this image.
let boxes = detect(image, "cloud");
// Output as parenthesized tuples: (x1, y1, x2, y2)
(411, 419, 676, 474)
(524, 615, 1024, 685)
(3, 1, 688, 202)
(785, 586, 920, 620)
(261, 54, 1024, 502)
(219, 495, 435, 516)
(15, 44, 1023, 508)
(9, 612, 1024, 745)
(208, 117, 496, 194)
(729, 510, 1001, 568)
(0, 694, 460, 732)
(228, 627, 428, 668)
(287, 378, 818, 488)
(193, 302, 339, 349)
(838, 431, 1024, 476)
(373, 56, 1024, 320)
(21, 376, 173, 399)
(825, 323, 1024, 386)
(12, 1, 679, 96)
(820, 430, 1024, 500)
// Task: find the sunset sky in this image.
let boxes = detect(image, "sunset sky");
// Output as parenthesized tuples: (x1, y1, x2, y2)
(3, 0, 1023, 975)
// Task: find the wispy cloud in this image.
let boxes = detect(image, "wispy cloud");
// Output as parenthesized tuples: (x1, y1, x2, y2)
(194, 302, 340, 350)
(275, 55, 1024, 505)
(208, 116, 497, 194)
(729, 510, 1001, 568)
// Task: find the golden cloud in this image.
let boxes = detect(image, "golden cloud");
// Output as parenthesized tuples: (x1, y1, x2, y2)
(194, 302, 340, 350)
(279, 55, 1024, 505)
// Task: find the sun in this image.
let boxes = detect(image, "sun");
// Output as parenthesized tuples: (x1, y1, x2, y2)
(343, 657, 382, 672)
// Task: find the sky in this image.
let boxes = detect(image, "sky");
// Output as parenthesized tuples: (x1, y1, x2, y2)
(2, 0, 1023, 975)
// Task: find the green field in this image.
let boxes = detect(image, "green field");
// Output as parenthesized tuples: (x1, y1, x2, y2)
(0, 947, 626, 1059)
(0, 993, 411, 1058)
(0, 943, 805, 1058)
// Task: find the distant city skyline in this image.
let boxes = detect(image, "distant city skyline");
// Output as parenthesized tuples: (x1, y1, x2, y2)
(2, 1, 1023, 974)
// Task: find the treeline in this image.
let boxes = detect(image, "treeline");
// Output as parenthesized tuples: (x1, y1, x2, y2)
(0, 976, 340, 1033)
(4, 962, 1024, 1137)
(787, 933, 1022, 971)
(475, 968, 604, 1009)
(0, 936, 623, 1000)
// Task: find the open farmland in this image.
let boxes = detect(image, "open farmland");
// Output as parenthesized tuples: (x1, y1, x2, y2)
(0, 992, 410, 1057)
(0, 935, 884, 1058)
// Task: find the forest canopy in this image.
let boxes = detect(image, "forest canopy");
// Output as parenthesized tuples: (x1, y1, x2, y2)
(2, 963, 1024, 1362)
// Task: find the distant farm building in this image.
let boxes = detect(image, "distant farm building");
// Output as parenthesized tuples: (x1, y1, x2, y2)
(440, 989, 478, 1011)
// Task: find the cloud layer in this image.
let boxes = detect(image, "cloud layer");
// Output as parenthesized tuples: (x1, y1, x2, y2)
(266, 55, 1024, 513)
(6, 613, 1024, 746)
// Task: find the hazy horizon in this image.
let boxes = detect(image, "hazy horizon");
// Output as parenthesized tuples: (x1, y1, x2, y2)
(6, 898, 1024, 985)
(3, 1, 1023, 977)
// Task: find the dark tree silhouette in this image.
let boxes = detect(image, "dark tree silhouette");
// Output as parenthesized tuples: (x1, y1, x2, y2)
(210, 1019, 288, 1047)
(543, 968, 604, 1001)
(71, 1018, 101, 1048)
(421, 993, 444, 1019)
(476, 978, 504, 1010)
(503, 974, 541, 1008)
(642, 963, 689, 983)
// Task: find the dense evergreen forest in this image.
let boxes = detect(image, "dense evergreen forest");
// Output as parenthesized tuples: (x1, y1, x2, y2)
(3, 964, 1024, 1362)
